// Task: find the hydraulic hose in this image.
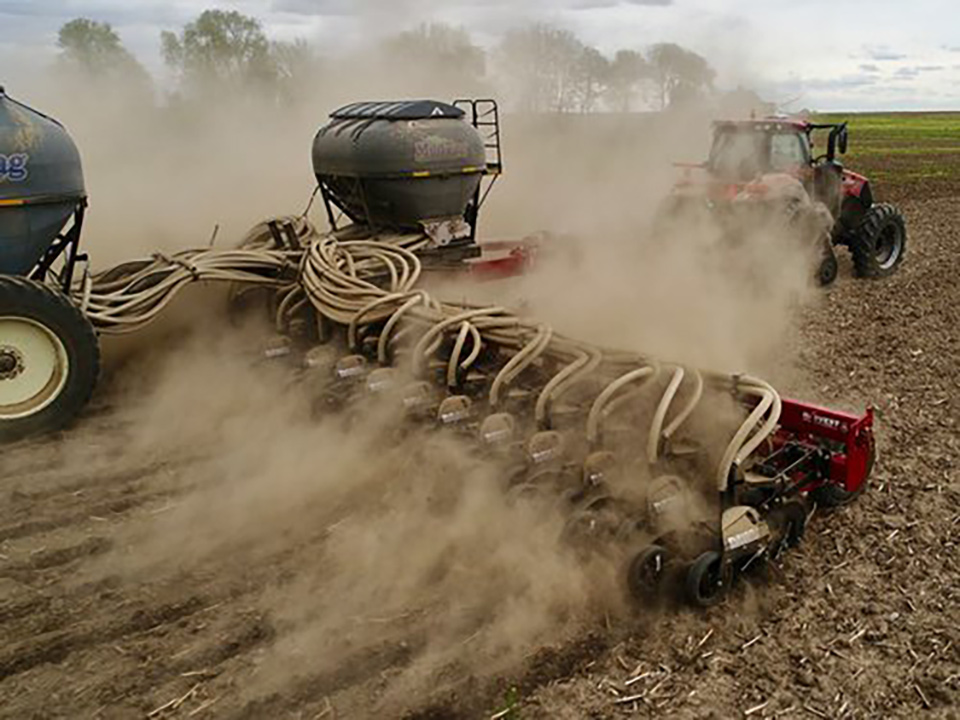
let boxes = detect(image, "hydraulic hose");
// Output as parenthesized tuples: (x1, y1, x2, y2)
(73, 216, 786, 497)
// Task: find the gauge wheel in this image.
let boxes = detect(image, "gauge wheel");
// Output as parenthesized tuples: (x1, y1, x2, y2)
(627, 544, 670, 601)
(0, 276, 99, 442)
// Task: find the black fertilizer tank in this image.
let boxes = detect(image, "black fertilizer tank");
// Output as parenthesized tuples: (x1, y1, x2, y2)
(0, 87, 85, 276)
(312, 100, 486, 238)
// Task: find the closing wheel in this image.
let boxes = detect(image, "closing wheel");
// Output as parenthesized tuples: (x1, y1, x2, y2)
(685, 550, 726, 607)
(0, 276, 100, 442)
(627, 544, 670, 601)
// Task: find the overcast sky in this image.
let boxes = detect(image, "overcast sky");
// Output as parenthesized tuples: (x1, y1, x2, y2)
(1, 0, 958, 110)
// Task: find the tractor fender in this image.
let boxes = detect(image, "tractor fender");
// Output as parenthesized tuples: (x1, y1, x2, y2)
(840, 170, 872, 207)
(836, 176, 874, 241)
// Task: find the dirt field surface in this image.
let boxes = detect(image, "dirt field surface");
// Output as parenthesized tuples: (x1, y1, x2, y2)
(2, 154, 959, 718)
(817, 112, 960, 205)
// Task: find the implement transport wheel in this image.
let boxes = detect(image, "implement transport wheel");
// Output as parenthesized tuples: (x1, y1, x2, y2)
(850, 203, 907, 278)
(685, 550, 726, 608)
(627, 544, 670, 601)
(0, 276, 100, 442)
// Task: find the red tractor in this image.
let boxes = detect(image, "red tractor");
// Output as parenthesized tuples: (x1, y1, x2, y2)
(662, 118, 907, 285)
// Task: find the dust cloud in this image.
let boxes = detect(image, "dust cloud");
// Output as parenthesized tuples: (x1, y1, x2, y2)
(4, 7, 823, 713)
(450, 110, 818, 376)
(98, 329, 624, 712)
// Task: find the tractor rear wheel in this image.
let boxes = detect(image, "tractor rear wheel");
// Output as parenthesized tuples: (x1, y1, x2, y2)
(850, 203, 907, 278)
(0, 276, 99, 442)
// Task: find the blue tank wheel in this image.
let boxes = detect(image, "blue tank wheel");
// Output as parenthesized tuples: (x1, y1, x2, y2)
(0, 276, 99, 442)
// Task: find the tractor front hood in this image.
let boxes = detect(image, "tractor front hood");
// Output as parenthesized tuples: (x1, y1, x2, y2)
(673, 176, 753, 206)
(672, 164, 743, 203)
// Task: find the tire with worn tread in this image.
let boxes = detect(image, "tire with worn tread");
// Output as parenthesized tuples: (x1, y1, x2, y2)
(850, 203, 906, 278)
(0, 275, 99, 442)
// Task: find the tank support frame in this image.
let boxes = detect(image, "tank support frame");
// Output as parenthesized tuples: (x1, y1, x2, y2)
(28, 197, 87, 293)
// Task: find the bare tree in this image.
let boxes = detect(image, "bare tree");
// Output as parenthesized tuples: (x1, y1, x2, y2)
(648, 43, 715, 110)
(605, 49, 649, 112)
(272, 39, 322, 105)
(574, 46, 610, 113)
(382, 23, 486, 96)
(497, 24, 587, 113)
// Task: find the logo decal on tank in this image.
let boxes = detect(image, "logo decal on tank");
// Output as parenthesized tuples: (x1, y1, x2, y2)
(0, 153, 29, 182)
(414, 137, 468, 162)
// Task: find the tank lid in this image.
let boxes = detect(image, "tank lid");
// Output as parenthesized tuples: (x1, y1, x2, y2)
(330, 100, 465, 121)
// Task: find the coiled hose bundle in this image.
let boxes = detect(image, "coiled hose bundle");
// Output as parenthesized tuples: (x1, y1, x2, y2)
(71, 216, 782, 489)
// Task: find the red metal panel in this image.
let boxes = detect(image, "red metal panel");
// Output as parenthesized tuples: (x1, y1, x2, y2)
(779, 399, 874, 494)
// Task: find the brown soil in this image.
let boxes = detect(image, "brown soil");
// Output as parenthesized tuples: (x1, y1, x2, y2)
(1, 193, 957, 720)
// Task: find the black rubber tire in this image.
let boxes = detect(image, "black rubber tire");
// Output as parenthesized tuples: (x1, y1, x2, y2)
(816, 245, 839, 286)
(560, 507, 601, 543)
(685, 550, 725, 608)
(850, 203, 907, 278)
(627, 544, 670, 601)
(0, 276, 100, 443)
(811, 436, 876, 507)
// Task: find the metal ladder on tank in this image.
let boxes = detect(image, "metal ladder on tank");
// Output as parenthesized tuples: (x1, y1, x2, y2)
(454, 99, 503, 242)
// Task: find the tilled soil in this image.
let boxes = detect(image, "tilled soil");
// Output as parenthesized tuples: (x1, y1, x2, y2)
(1, 195, 957, 720)
(519, 195, 960, 719)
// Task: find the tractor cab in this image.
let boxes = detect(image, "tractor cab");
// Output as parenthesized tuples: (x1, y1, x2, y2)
(703, 118, 864, 220)
(707, 119, 813, 182)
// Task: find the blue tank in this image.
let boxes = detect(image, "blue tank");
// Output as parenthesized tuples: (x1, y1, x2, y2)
(0, 87, 85, 275)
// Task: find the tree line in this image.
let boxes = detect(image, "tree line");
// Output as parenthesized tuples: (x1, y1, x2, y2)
(56, 11, 721, 112)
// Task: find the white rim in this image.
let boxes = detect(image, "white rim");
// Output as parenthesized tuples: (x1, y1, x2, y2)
(0, 316, 70, 420)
